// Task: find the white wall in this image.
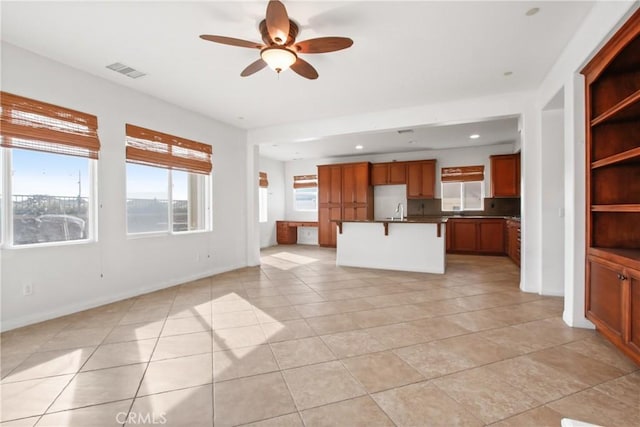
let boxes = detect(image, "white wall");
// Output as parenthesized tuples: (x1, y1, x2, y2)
(540, 107, 565, 296)
(259, 156, 285, 248)
(374, 185, 407, 221)
(1, 43, 249, 331)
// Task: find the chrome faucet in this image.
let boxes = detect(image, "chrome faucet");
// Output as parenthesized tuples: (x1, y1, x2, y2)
(394, 203, 404, 221)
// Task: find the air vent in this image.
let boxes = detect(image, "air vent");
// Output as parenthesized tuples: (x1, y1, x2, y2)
(397, 129, 414, 134)
(106, 62, 146, 79)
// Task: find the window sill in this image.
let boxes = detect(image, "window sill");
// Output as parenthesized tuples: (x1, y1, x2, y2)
(3, 238, 95, 250)
(126, 229, 211, 239)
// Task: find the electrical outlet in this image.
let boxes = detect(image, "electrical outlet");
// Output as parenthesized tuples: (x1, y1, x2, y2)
(23, 283, 33, 296)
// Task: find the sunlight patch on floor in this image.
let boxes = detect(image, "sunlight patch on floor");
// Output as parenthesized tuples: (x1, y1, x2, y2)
(260, 252, 319, 271)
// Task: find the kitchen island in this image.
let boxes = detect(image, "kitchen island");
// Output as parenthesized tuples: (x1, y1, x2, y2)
(334, 218, 448, 274)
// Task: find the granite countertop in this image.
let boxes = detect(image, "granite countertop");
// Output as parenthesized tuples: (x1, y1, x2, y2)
(419, 215, 521, 221)
(333, 218, 449, 224)
(332, 216, 520, 224)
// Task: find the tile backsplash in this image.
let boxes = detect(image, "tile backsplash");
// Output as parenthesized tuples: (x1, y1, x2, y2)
(407, 197, 520, 217)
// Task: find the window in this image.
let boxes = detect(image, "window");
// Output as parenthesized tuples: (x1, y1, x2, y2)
(259, 171, 268, 223)
(441, 165, 484, 211)
(293, 174, 317, 211)
(125, 124, 211, 235)
(0, 92, 100, 246)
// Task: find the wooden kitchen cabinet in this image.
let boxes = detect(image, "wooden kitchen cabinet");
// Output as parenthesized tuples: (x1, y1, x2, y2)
(506, 219, 521, 267)
(318, 162, 373, 247)
(277, 221, 319, 245)
(587, 257, 624, 338)
(581, 9, 640, 364)
(490, 153, 520, 197)
(450, 220, 477, 252)
(478, 220, 505, 253)
(371, 162, 406, 185)
(586, 259, 640, 359)
(630, 269, 640, 354)
(406, 160, 436, 199)
(277, 221, 297, 244)
(447, 218, 505, 255)
(318, 206, 342, 247)
(342, 163, 371, 204)
(318, 165, 342, 204)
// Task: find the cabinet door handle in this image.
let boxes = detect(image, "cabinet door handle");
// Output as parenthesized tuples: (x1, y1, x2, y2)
(616, 273, 628, 281)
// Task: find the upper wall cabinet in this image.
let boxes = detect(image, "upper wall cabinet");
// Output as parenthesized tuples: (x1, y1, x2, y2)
(371, 162, 407, 185)
(490, 153, 520, 197)
(406, 160, 436, 199)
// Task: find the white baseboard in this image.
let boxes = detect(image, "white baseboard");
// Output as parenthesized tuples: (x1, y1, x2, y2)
(1, 263, 246, 332)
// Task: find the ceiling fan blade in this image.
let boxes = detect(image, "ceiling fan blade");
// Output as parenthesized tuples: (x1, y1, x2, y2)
(295, 37, 354, 54)
(199, 35, 263, 49)
(240, 59, 268, 77)
(266, 0, 290, 45)
(290, 58, 319, 80)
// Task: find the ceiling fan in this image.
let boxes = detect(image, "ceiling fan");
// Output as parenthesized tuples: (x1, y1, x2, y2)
(199, 0, 353, 80)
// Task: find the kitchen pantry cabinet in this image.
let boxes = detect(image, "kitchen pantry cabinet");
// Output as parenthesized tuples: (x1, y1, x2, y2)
(318, 162, 373, 247)
(446, 218, 505, 255)
(406, 160, 436, 199)
(581, 9, 640, 364)
(490, 153, 520, 197)
(370, 162, 407, 185)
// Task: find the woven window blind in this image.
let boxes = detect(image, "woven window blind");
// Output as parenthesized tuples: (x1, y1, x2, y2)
(126, 124, 212, 175)
(293, 174, 318, 189)
(441, 165, 484, 182)
(0, 91, 100, 159)
(259, 172, 269, 188)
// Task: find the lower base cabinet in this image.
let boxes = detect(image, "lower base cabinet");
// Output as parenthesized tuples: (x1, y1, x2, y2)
(506, 219, 521, 266)
(318, 206, 341, 247)
(447, 219, 505, 255)
(276, 222, 297, 244)
(587, 254, 640, 365)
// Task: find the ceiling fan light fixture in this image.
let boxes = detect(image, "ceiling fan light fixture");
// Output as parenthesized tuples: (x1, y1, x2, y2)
(261, 47, 297, 73)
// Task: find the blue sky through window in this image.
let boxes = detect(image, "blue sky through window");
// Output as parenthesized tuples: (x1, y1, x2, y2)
(11, 149, 89, 197)
(8, 149, 192, 200)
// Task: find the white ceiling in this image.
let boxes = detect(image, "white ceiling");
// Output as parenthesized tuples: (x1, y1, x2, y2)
(260, 116, 519, 160)
(1, 1, 593, 160)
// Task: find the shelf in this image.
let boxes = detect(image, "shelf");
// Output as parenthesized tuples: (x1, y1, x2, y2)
(591, 204, 640, 212)
(589, 247, 640, 270)
(591, 89, 640, 126)
(592, 147, 640, 169)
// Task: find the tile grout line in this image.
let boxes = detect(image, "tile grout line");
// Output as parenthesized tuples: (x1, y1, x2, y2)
(26, 309, 130, 425)
(120, 288, 180, 427)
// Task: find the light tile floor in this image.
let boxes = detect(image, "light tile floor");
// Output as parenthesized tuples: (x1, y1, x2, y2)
(1, 245, 639, 426)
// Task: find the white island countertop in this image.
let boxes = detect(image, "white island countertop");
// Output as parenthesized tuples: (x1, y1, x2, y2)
(334, 218, 447, 274)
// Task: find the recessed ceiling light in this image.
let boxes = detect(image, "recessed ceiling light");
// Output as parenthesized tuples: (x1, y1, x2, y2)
(469, 134, 480, 139)
(504, 71, 513, 76)
(355, 145, 364, 150)
(526, 7, 540, 16)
